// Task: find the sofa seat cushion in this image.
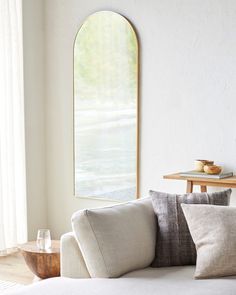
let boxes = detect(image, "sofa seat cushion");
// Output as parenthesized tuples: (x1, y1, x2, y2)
(71, 197, 156, 278)
(5, 267, 236, 295)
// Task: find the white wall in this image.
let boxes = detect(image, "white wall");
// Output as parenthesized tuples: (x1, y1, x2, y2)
(24, 0, 236, 239)
(23, 0, 47, 239)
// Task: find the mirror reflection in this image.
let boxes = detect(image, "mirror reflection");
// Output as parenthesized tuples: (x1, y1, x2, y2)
(74, 11, 138, 201)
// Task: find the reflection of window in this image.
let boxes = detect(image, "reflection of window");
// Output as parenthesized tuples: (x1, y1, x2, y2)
(74, 11, 138, 201)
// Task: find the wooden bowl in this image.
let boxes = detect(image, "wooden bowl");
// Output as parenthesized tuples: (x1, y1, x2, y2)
(195, 160, 214, 172)
(203, 165, 222, 175)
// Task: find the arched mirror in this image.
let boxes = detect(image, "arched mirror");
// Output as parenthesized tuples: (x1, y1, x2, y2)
(74, 11, 138, 201)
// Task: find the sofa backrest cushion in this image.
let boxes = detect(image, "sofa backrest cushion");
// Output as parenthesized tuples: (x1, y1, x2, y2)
(71, 197, 156, 278)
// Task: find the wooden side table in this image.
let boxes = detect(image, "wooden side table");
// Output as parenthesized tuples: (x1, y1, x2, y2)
(163, 173, 236, 193)
(20, 240, 60, 279)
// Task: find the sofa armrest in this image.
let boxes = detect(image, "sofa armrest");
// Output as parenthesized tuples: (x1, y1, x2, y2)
(60, 232, 90, 278)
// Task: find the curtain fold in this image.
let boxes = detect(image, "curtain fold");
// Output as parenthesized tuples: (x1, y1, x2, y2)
(0, 0, 27, 255)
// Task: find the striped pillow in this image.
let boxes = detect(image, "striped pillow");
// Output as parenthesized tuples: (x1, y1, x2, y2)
(150, 189, 231, 267)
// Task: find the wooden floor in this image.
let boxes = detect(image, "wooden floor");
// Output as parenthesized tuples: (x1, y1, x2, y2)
(0, 251, 33, 285)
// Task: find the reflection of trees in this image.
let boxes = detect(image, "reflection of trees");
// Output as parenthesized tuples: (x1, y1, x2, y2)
(74, 12, 137, 201)
(74, 11, 137, 108)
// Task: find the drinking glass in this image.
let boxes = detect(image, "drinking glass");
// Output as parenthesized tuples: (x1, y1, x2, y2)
(36, 229, 51, 250)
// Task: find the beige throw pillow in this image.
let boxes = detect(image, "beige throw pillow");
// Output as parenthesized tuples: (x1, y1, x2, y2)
(181, 204, 236, 279)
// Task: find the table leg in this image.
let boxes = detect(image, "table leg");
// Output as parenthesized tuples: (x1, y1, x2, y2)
(200, 185, 207, 193)
(186, 181, 193, 193)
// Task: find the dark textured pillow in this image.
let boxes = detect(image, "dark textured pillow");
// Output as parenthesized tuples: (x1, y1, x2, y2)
(150, 189, 231, 267)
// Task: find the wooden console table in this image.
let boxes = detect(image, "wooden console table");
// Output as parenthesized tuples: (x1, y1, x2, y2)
(163, 173, 236, 193)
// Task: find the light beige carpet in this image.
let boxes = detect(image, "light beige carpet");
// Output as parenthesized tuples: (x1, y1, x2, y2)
(0, 280, 24, 294)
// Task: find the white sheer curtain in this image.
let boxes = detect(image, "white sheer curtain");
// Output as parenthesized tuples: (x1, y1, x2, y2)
(0, 0, 27, 255)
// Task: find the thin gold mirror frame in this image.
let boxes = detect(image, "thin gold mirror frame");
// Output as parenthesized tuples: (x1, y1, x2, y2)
(73, 11, 139, 201)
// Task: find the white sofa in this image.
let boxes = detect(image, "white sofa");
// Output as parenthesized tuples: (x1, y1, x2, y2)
(6, 197, 236, 295)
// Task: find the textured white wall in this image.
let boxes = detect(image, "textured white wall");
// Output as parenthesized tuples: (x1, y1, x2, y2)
(24, 0, 236, 238)
(23, 0, 47, 239)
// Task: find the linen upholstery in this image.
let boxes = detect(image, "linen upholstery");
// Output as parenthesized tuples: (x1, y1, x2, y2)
(150, 189, 231, 267)
(181, 204, 236, 279)
(6, 267, 236, 295)
(72, 197, 156, 278)
(60, 232, 90, 278)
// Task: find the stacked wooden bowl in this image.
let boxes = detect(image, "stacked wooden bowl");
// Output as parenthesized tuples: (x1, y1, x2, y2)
(194, 160, 222, 175)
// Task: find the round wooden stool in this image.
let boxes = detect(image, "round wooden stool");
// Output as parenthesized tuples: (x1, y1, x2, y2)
(20, 240, 60, 279)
